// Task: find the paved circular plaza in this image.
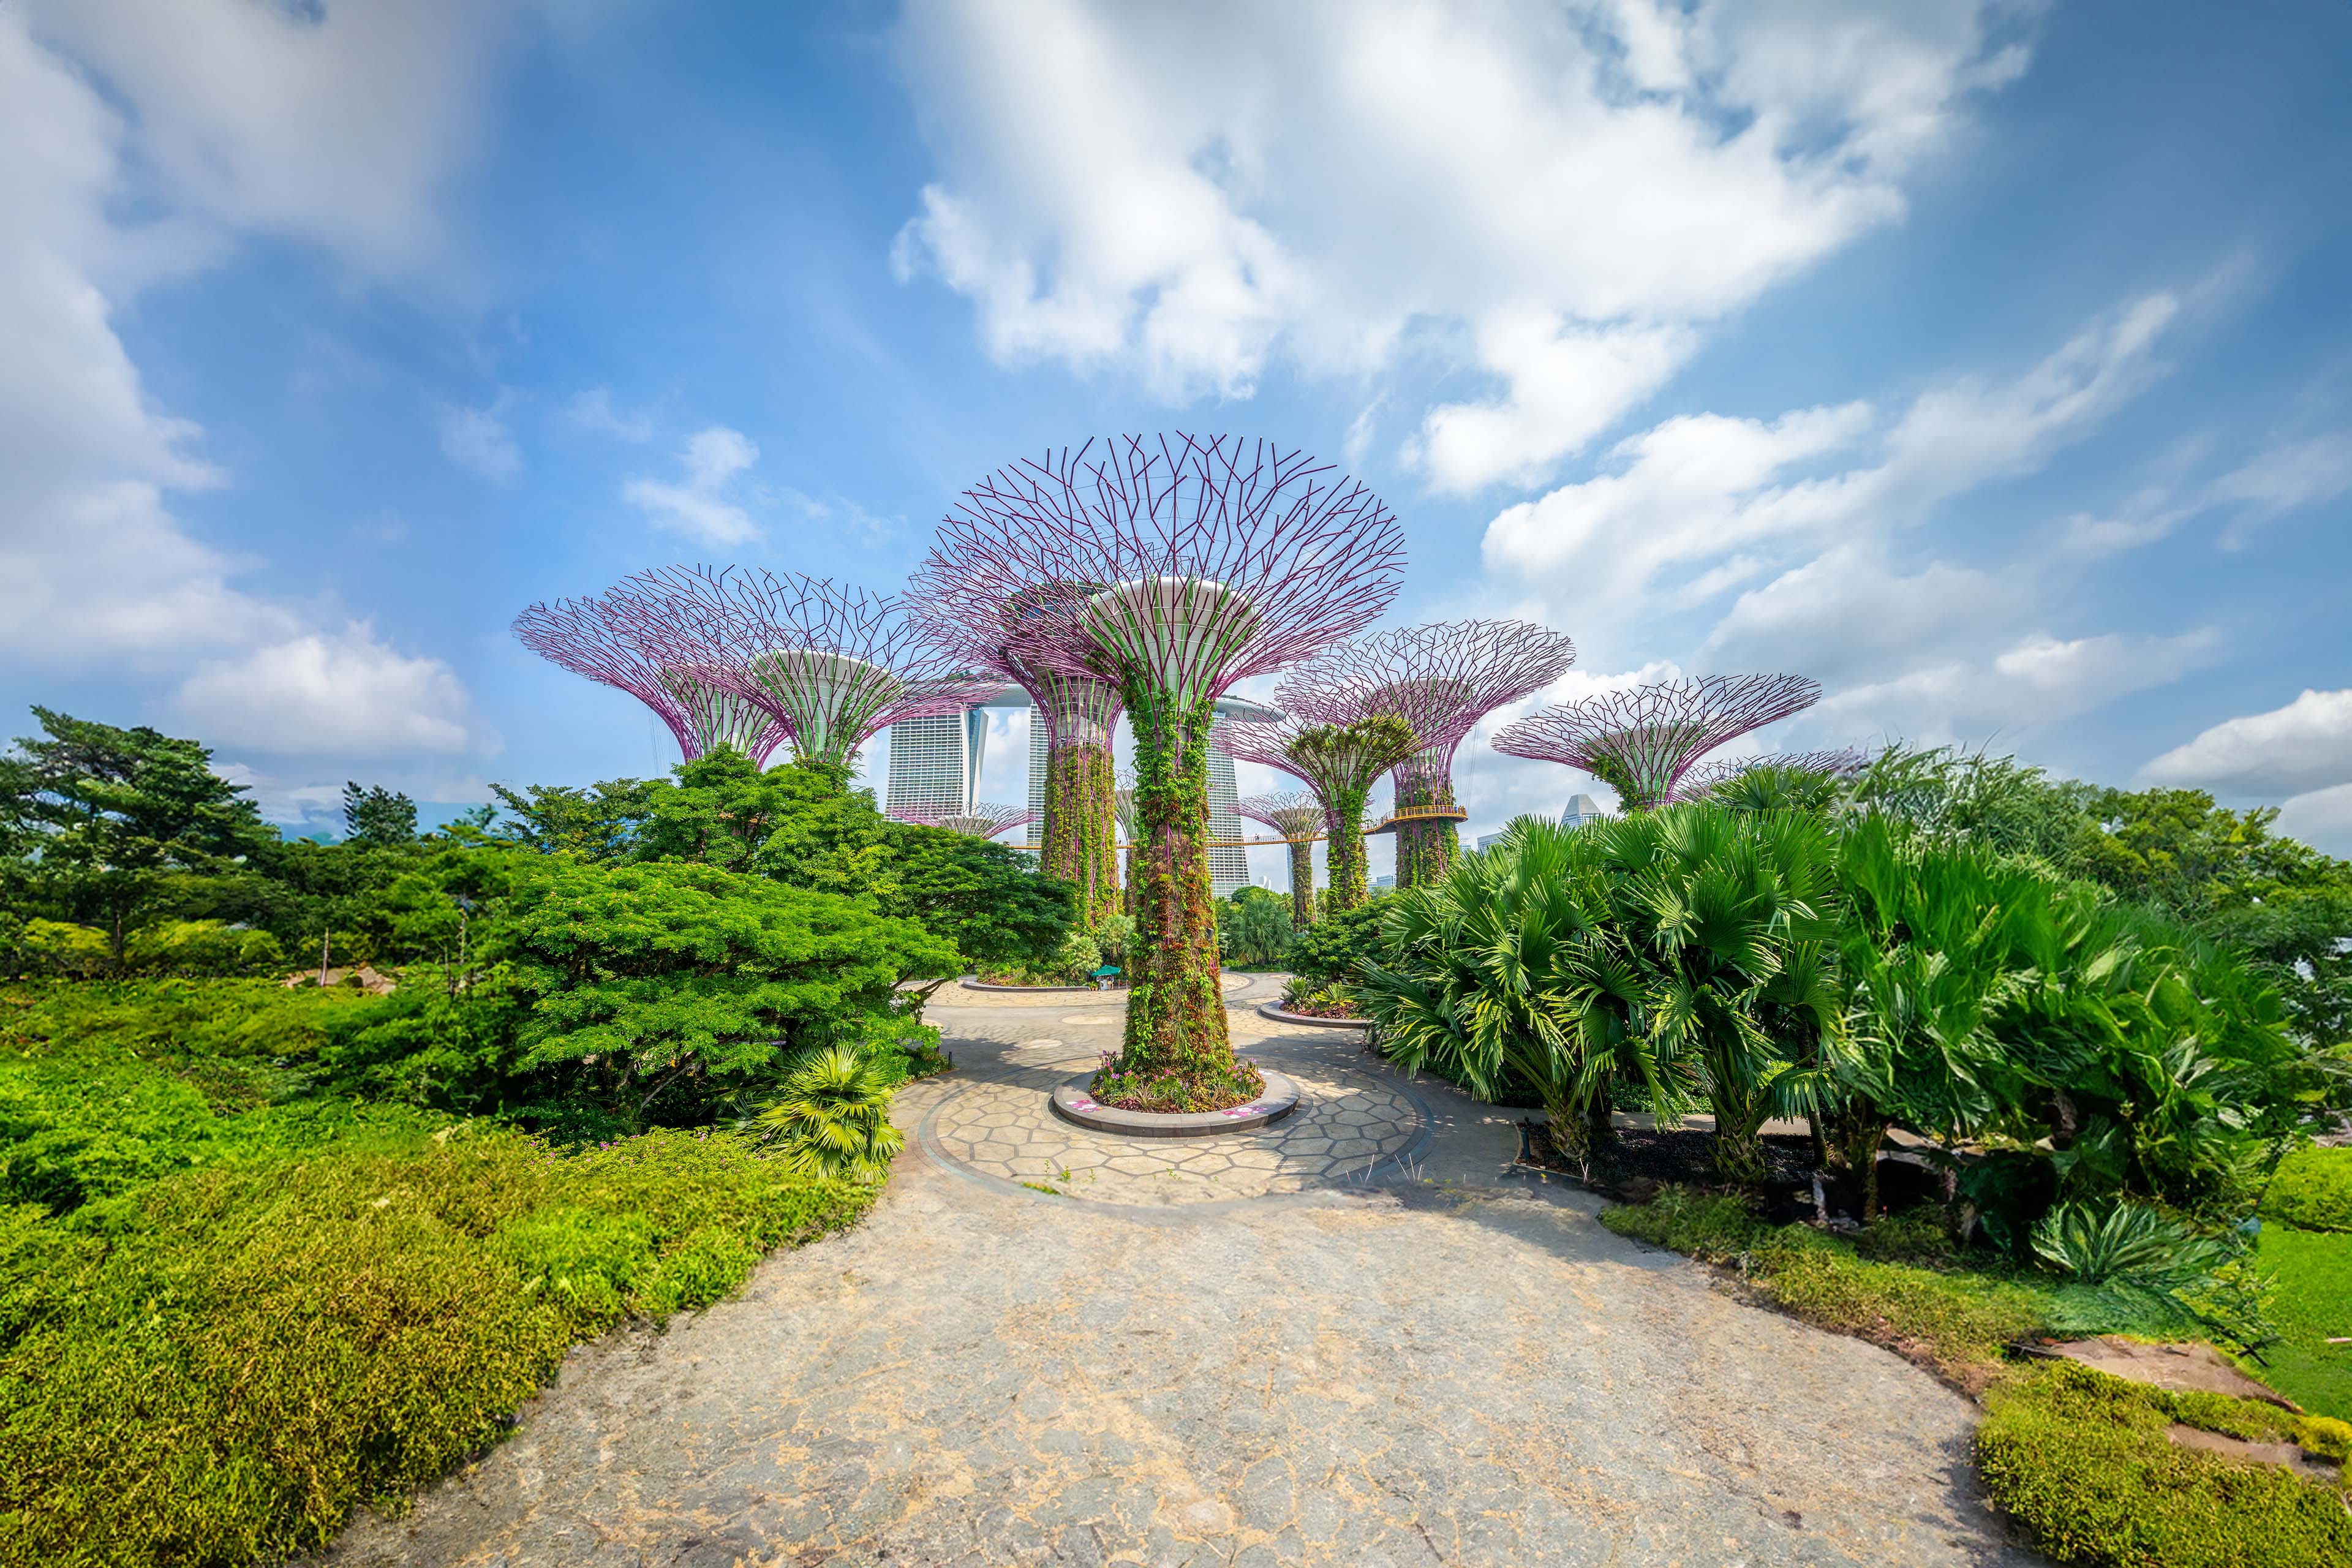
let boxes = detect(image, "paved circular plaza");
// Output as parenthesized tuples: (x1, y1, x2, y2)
(327, 970, 2037, 1568)
(916, 981, 1432, 1206)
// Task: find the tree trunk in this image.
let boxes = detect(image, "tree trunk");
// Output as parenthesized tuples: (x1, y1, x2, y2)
(1323, 785, 1373, 913)
(1112, 689, 1237, 1086)
(1392, 764, 1458, 889)
(1041, 740, 1119, 929)
(1287, 839, 1316, 929)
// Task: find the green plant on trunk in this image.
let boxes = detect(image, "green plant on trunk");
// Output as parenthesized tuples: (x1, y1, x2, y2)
(1042, 736, 1119, 927)
(1107, 681, 1257, 1103)
(1391, 766, 1460, 888)
(1223, 715, 1415, 916)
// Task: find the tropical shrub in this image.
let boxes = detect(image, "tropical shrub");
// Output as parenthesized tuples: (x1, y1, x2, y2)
(0, 1121, 870, 1568)
(1281, 895, 1392, 1003)
(751, 1042, 906, 1180)
(2262, 1145, 2352, 1232)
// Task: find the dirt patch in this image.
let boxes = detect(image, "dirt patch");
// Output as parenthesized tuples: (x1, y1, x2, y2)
(2166, 1423, 2342, 1483)
(2040, 1336, 2300, 1409)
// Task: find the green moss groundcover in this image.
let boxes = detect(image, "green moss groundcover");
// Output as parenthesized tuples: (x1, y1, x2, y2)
(0, 1116, 869, 1567)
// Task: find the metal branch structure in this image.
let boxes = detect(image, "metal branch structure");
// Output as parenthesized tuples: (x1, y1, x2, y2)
(892, 802, 1038, 840)
(917, 434, 1405, 1101)
(905, 584, 1124, 927)
(1493, 674, 1823, 812)
(612, 565, 998, 788)
(1218, 710, 1418, 914)
(1237, 791, 1323, 929)
(1283, 620, 1576, 888)
(1675, 747, 1868, 800)
(514, 589, 791, 766)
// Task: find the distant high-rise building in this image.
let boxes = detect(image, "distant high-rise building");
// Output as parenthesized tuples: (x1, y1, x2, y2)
(1476, 793, 1611, 852)
(883, 707, 990, 820)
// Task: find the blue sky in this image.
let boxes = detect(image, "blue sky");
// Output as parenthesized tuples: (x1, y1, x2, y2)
(5, 0, 2350, 880)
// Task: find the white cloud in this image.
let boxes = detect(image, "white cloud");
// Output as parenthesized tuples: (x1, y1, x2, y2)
(429, 394, 522, 484)
(623, 426, 763, 547)
(1819, 629, 2222, 742)
(894, 0, 2034, 489)
(560, 386, 655, 442)
(0, 6, 511, 764)
(175, 625, 494, 758)
(23, 0, 527, 282)
(2143, 688, 2352, 799)
(2211, 434, 2352, 546)
(2276, 782, 2352, 858)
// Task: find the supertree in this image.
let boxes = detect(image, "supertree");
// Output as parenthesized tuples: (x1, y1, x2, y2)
(906, 579, 1123, 927)
(1493, 674, 1822, 811)
(613, 565, 997, 788)
(1237, 791, 1323, 929)
(1111, 765, 1139, 914)
(513, 589, 791, 765)
(1284, 620, 1577, 888)
(918, 434, 1404, 1104)
(892, 802, 1038, 840)
(1218, 705, 1418, 914)
(1675, 747, 1868, 800)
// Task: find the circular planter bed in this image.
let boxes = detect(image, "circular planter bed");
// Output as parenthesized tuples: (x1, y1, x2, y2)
(1256, 1002, 1368, 1028)
(960, 976, 1124, 994)
(1050, 1068, 1300, 1137)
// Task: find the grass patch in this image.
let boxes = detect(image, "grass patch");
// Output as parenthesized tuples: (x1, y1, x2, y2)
(0, 1121, 871, 1568)
(2252, 1224, 2352, 1422)
(2263, 1146, 2352, 1234)
(1978, 1362, 2352, 1567)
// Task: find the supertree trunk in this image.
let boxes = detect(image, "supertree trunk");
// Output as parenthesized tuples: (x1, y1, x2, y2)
(1391, 760, 1458, 888)
(1322, 783, 1374, 913)
(1119, 685, 1233, 1080)
(1287, 839, 1316, 928)
(1042, 739, 1119, 927)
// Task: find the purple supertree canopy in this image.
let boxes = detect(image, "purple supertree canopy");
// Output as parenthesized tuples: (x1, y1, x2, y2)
(1675, 746, 1869, 799)
(1491, 674, 1822, 810)
(1215, 712, 1414, 811)
(892, 802, 1038, 840)
(916, 435, 1406, 706)
(612, 565, 999, 765)
(1277, 619, 1577, 785)
(513, 589, 790, 765)
(1235, 791, 1324, 841)
(902, 580, 1122, 750)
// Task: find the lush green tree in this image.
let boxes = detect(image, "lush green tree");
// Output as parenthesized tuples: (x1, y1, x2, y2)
(489, 778, 654, 859)
(1216, 886, 1294, 969)
(341, 783, 418, 846)
(498, 856, 955, 1128)
(1, 708, 274, 957)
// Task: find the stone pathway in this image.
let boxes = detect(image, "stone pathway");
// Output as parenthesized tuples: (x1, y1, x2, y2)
(325, 973, 2039, 1567)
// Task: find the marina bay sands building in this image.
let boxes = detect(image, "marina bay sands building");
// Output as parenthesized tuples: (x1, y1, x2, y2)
(886, 689, 1277, 895)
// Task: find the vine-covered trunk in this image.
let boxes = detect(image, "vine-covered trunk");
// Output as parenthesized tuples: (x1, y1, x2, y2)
(1322, 785, 1372, 913)
(1115, 688, 1235, 1080)
(1286, 839, 1316, 928)
(1392, 763, 1459, 888)
(1041, 741, 1118, 928)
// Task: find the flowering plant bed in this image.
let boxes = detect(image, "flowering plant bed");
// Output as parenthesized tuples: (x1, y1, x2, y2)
(1087, 1051, 1266, 1114)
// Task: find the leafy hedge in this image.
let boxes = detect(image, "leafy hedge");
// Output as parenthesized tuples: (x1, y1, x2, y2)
(2262, 1145, 2352, 1234)
(0, 1122, 870, 1567)
(1977, 1361, 2352, 1567)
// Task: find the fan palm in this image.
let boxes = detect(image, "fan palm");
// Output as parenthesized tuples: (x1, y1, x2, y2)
(750, 1043, 905, 1182)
